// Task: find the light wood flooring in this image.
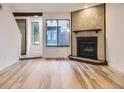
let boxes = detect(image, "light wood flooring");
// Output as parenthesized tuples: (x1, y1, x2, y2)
(0, 59, 124, 89)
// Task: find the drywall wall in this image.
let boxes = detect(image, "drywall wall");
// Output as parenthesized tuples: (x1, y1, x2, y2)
(106, 4, 124, 73)
(0, 5, 21, 71)
(28, 17, 43, 56)
(71, 4, 105, 60)
(15, 16, 43, 56)
(43, 12, 71, 58)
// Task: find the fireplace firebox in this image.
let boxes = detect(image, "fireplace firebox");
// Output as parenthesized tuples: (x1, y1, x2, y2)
(77, 37, 97, 59)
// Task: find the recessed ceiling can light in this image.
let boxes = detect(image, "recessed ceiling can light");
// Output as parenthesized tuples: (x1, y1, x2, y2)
(84, 6, 88, 9)
(34, 15, 38, 18)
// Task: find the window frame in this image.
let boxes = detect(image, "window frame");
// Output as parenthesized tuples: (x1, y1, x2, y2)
(46, 19, 70, 47)
(31, 22, 40, 45)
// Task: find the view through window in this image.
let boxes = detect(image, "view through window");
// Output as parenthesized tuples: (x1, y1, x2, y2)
(46, 19, 70, 47)
(32, 22, 40, 45)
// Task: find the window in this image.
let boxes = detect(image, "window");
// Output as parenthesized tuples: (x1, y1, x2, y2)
(32, 22, 39, 45)
(46, 19, 70, 47)
(46, 20, 57, 46)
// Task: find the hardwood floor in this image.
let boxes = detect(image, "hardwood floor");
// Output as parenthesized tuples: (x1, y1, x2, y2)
(0, 59, 124, 89)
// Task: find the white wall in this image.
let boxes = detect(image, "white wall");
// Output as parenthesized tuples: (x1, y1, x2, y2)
(27, 17, 43, 56)
(43, 12, 71, 58)
(15, 17, 43, 56)
(106, 4, 124, 73)
(0, 5, 21, 71)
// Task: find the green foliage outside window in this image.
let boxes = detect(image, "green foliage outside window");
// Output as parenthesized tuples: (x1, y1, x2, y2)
(32, 22, 39, 45)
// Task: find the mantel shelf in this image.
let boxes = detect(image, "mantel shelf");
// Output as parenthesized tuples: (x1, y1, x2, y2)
(73, 29, 102, 34)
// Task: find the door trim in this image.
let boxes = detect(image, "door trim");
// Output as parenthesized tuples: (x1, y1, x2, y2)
(16, 19, 27, 55)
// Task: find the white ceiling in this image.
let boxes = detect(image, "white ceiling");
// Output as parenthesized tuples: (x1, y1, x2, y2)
(5, 3, 100, 12)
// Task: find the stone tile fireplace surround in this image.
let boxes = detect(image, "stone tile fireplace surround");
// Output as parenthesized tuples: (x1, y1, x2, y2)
(70, 4, 106, 64)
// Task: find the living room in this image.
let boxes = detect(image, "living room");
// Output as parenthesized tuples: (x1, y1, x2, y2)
(0, 2, 124, 91)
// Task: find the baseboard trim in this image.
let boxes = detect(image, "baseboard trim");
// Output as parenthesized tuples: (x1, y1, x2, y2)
(19, 56, 42, 60)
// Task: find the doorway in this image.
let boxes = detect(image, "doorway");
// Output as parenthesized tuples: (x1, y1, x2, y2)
(16, 19, 26, 55)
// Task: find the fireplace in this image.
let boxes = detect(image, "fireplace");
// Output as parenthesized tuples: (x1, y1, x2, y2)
(77, 37, 97, 59)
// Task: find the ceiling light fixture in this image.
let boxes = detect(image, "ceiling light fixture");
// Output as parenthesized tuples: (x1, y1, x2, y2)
(34, 15, 38, 18)
(84, 5, 88, 9)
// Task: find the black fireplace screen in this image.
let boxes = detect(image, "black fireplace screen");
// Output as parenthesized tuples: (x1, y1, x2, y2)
(77, 37, 97, 59)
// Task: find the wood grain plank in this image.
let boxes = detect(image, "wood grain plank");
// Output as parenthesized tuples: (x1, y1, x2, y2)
(0, 59, 124, 89)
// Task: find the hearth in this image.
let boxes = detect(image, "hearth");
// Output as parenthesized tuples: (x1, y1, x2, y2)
(77, 37, 97, 59)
